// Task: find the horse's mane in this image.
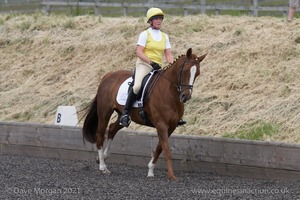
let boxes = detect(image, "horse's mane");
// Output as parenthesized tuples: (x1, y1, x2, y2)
(163, 54, 185, 70)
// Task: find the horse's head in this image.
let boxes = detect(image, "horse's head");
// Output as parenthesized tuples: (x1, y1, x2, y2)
(170, 48, 207, 103)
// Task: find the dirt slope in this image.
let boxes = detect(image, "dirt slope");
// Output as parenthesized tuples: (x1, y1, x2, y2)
(1, 13, 300, 143)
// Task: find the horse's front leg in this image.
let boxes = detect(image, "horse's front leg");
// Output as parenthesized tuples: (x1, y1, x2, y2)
(147, 141, 162, 177)
(161, 139, 176, 180)
(157, 127, 177, 180)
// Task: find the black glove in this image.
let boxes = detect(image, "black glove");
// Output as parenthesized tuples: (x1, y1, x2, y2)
(150, 61, 161, 70)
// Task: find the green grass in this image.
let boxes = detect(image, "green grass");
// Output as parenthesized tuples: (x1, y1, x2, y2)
(63, 19, 76, 29)
(12, 111, 32, 121)
(223, 121, 279, 140)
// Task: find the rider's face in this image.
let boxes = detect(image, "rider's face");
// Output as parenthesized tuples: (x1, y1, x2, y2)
(151, 17, 163, 29)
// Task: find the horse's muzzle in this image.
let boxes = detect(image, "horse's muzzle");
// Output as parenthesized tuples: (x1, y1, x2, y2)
(179, 92, 191, 103)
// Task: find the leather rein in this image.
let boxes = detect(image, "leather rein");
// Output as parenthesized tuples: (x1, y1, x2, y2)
(160, 59, 195, 95)
(144, 59, 197, 101)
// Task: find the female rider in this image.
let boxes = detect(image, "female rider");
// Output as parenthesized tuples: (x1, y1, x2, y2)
(119, 7, 185, 127)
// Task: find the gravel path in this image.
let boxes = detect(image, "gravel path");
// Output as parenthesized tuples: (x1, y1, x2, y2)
(0, 154, 299, 200)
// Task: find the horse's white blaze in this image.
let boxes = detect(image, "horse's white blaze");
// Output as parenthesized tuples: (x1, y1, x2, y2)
(189, 65, 197, 93)
(147, 157, 155, 177)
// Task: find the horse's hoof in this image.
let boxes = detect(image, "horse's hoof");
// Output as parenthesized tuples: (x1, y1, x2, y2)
(100, 169, 111, 174)
(168, 175, 177, 180)
(147, 174, 154, 178)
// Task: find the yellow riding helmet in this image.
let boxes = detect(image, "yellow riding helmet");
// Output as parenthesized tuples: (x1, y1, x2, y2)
(146, 8, 165, 23)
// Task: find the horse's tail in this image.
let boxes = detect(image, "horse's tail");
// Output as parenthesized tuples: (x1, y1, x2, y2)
(82, 96, 98, 143)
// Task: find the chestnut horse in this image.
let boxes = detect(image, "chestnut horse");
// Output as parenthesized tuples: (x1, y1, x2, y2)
(82, 48, 206, 179)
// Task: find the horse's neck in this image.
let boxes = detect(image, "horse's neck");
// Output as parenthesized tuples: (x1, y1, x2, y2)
(162, 58, 184, 83)
(157, 63, 184, 107)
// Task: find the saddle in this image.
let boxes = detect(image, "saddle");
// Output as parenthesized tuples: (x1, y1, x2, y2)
(116, 69, 161, 127)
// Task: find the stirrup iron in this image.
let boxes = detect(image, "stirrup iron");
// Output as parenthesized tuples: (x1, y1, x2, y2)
(120, 114, 131, 127)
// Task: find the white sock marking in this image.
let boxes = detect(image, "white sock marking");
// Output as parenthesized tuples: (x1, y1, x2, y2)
(98, 148, 110, 173)
(147, 157, 155, 177)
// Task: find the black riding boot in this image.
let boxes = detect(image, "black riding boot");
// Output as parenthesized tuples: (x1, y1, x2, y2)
(119, 88, 137, 127)
(178, 119, 187, 126)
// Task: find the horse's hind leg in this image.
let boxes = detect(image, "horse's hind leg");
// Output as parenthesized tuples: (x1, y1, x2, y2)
(96, 129, 110, 173)
(104, 114, 123, 160)
(96, 111, 113, 174)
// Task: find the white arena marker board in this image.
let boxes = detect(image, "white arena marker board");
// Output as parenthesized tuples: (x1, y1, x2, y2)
(54, 106, 78, 126)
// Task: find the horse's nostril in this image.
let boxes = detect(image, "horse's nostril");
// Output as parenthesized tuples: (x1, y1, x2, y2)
(180, 93, 189, 103)
(180, 97, 185, 102)
(180, 92, 192, 103)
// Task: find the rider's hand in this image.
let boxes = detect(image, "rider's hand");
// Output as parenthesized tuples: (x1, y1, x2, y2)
(150, 61, 161, 70)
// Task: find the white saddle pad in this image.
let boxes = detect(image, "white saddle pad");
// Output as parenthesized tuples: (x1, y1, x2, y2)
(116, 77, 140, 108)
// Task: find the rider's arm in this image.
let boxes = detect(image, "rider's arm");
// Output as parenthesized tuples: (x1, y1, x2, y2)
(165, 48, 173, 64)
(164, 34, 173, 64)
(135, 45, 152, 65)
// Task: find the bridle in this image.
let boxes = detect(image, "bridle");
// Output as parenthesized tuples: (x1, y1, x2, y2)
(145, 58, 198, 102)
(159, 59, 196, 95)
(176, 60, 195, 94)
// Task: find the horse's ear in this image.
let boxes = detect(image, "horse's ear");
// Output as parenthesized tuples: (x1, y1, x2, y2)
(198, 53, 207, 63)
(186, 48, 192, 59)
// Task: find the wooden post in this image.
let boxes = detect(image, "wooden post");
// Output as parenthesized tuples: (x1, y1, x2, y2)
(184, 8, 189, 16)
(200, 0, 206, 15)
(94, 0, 100, 16)
(42, 0, 51, 15)
(253, 0, 258, 16)
(123, 7, 128, 17)
(146, 0, 153, 16)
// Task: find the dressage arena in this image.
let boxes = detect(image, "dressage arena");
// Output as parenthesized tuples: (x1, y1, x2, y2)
(0, 122, 300, 199)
